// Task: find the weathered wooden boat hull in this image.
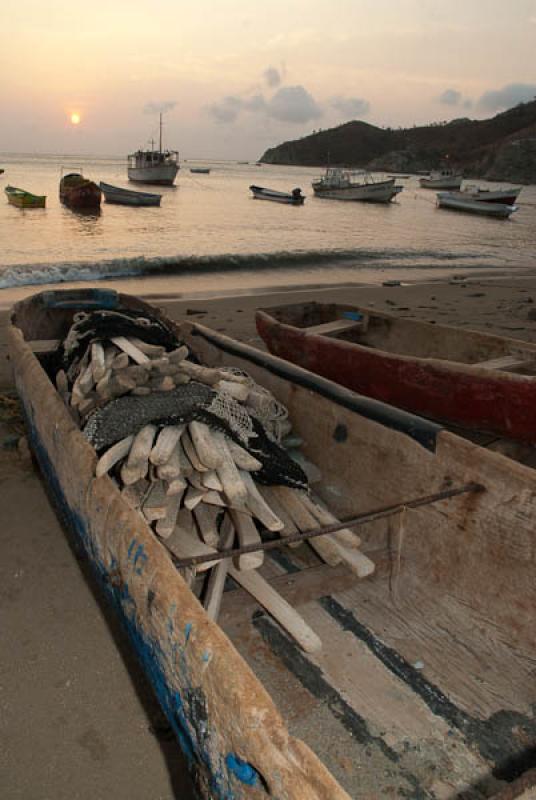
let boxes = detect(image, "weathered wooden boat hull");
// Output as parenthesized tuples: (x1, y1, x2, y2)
(256, 301, 536, 443)
(8, 289, 536, 798)
(419, 176, 463, 189)
(127, 165, 178, 185)
(5, 185, 46, 208)
(249, 185, 305, 204)
(99, 181, 162, 206)
(312, 178, 398, 202)
(437, 193, 517, 218)
(59, 176, 101, 209)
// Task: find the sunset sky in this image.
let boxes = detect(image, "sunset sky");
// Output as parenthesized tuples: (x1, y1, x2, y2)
(3, 0, 536, 159)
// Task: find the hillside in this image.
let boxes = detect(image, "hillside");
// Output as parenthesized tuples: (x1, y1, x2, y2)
(259, 100, 536, 183)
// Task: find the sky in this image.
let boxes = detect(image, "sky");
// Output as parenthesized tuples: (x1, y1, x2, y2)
(2, 0, 536, 159)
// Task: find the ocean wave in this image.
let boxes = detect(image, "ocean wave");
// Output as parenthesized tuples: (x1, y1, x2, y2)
(0, 248, 483, 290)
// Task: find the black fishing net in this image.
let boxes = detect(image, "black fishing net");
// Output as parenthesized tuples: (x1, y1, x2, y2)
(83, 383, 307, 489)
(58, 308, 181, 378)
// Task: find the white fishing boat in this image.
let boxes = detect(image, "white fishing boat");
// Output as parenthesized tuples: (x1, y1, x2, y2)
(127, 113, 179, 186)
(99, 182, 162, 207)
(249, 185, 305, 205)
(419, 168, 463, 190)
(312, 168, 401, 202)
(457, 184, 522, 205)
(437, 192, 517, 218)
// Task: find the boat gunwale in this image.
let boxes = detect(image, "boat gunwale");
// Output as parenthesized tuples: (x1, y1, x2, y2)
(256, 304, 536, 379)
(7, 294, 351, 800)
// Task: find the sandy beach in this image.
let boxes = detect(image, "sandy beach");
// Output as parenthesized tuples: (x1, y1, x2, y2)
(3, 268, 536, 799)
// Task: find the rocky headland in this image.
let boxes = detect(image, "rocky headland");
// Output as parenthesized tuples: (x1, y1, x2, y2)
(259, 100, 536, 184)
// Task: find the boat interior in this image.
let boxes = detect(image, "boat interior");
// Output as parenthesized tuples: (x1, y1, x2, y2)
(265, 301, 536, 374)
(12, 291, 536, 799)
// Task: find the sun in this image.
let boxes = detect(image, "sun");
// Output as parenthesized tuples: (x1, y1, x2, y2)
(70, 112, 81, 125)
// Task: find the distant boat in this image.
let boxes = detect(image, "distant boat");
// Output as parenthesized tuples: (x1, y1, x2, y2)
(237, 161, 249, 165)
(312, 168, 401, 202)
(99, 182, 161, 207)
(128, 113, 179, 186)
(59, 172, 101, 210)
(437, 192, 517, 218)
(5, 185, 46, 208)
(457, 184, 522, 206)
(190, 168, 210, 174)
(249, 185, 305, 205)
(419, 169, 463, 190)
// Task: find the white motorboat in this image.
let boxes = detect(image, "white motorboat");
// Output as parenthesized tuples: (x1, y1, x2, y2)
(312, 168, 401, 202)
(249, 185, 305, 205)
(419, 169, 463, 190)
(457, 184, 522, 205)
(127, 113, 179, 186)
(437, 192, 517, 218)
(99, 182, 162, 207)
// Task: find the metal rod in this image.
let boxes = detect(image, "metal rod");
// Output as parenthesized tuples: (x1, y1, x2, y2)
(171, 482, 484, 569)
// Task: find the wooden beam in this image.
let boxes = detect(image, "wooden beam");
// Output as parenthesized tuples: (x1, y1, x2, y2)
(304, 319, 360, 337)
(219, 562, 357, 626)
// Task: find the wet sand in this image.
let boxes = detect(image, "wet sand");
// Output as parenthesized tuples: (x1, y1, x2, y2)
(3, 269, 536, 799)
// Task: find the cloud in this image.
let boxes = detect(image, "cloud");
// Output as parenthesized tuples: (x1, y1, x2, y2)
(330, 96, 370, 117)
(438, 89, 462, 106)
(207, 84, 321, 126)
(143, 101, 177, 115)
(478, 83, 536, 112)
(266, 86, 322, 124)
(207, 94, 266, 123)
(263, 67, 281, 88)
(207, 96, 244, 123)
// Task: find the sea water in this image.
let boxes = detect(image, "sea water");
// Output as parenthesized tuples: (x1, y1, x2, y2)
(1, 152, 535, 294)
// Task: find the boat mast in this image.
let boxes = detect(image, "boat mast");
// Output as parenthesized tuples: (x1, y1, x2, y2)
(159, 113, 162, 154)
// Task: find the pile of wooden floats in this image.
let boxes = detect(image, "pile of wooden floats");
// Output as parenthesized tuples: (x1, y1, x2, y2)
(55, 332, 375, 653)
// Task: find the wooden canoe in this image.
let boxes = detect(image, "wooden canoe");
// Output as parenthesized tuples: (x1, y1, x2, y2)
(8, 288, 536, 799)
(256, 301, 536, 444)
(5, 184, 46, 208)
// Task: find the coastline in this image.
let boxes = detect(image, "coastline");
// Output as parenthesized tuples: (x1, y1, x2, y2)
(3, 267, 536, 798)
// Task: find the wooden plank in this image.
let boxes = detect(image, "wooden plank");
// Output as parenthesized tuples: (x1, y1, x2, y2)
(304, 319, 360, 337)
(219, 563, 357, 625)
(473, 354, 533, 371)
(26, 338, 61, 353)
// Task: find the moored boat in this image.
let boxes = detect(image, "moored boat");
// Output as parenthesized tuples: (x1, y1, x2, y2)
(8, 287, 536, 799)
(257, 300, 536, 443)
(59, 172, 101, 210)
(457, 184, 522, 205)
(5, 185, 46, 208)
(190, 167, 211, 174)
(99, 181, 161, 207)
(437, 192, 517, 218)
(419, 168, 463, 189)
(249, 185, 305, 204)
(312, 168, 401, 202)
(128, 113, 179, 186)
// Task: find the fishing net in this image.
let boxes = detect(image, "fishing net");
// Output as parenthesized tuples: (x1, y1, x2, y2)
(59, 308, 181, 380)
(83, 383, 307, 489)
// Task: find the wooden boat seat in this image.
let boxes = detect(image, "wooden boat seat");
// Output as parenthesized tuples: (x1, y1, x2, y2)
(304, 318, 364, 337)
(473, 354, 534, 372)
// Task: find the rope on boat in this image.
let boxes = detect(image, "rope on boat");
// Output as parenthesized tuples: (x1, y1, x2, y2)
(171, 482, 485, 568)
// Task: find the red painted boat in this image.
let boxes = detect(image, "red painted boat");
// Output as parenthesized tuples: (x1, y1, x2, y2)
(59, 172, 101, 210)
(256, 301, 536, 443)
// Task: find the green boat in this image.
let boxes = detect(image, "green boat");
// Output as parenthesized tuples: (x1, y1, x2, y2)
(5, 185, 46, 208)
